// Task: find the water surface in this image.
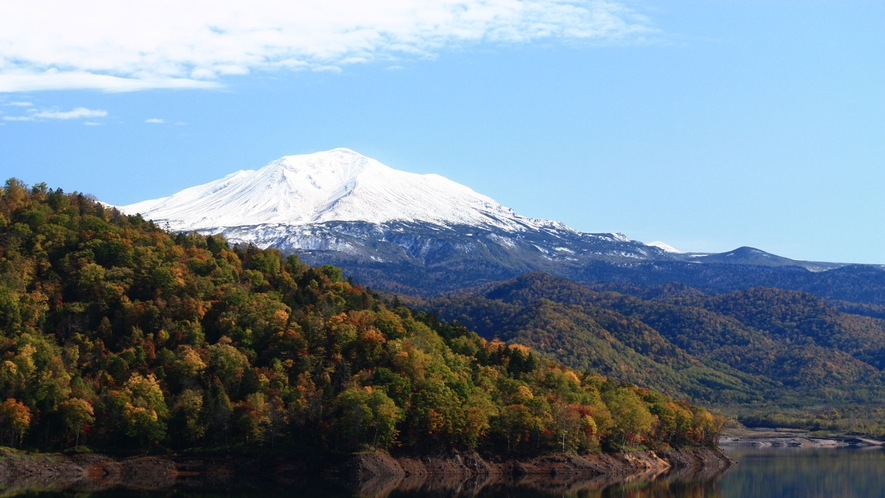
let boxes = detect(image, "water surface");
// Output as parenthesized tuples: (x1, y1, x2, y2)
(718, 447, 885, 498)
(5, 448, 885, 498)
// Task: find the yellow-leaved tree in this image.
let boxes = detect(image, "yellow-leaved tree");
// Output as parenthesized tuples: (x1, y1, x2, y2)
(119, 373, 168, 448)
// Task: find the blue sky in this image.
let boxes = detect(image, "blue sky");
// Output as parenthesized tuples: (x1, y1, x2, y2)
(1, 1, 882, 264)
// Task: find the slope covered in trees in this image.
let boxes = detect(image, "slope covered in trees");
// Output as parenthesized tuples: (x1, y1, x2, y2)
(0, 179, 722, 454)
(425, 273, 885, 434)
(425, 292, 776, 405)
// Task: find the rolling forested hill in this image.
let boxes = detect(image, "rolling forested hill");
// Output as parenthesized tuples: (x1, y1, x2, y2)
(0, 179, 722, 454)
(424, 273, 885, 434)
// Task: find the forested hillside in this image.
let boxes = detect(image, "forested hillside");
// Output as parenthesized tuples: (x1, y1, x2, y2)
(0, 179, 722, 454)
(426, 273, 885, 435)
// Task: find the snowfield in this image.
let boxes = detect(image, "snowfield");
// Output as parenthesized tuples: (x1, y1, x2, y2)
(120, 148, 575, 234)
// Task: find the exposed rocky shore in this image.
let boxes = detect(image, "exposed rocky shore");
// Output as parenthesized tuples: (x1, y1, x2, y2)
(0, 450, 177, 494)
(719, 430, 885, 449)
(0, 447, 734, 496)
(335, 448, 733, 495)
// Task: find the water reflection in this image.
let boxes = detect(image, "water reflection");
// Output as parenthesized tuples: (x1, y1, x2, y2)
(4, 448, 884, 498)
(0, 461, 727, 498)
(360, 458, 727, 497)
(718, 447, 885, 498)
(0, 478, 725, 498)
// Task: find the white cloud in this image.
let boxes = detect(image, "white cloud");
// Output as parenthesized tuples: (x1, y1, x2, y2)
(8, 101, 33, 106)
(2, 106, 107, 121)
(0, 71, 222, 93)
(83, 121, 102, 126)
(0, 0, 654, 93)
(33, 107, 107, 119)
(145, 118, 165, 124)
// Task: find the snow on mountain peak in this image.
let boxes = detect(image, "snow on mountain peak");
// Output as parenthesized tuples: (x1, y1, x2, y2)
(646, 241, 683, 253)
(120, 148, 561, 233)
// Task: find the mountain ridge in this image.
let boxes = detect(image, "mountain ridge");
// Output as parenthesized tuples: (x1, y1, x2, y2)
(117, 148, 884, 301)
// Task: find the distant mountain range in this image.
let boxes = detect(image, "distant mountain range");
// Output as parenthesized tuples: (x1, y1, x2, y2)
(119, 149, 885, 303)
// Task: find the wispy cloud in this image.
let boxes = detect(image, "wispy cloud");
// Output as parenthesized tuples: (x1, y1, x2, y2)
(7, 101, 33, 106)
(33, 107, 107, 119)
(145, 118, 165, 124)
(3, 106, 107, 121)
(83, 121, 102, 126)
(0, 0, 655, 93)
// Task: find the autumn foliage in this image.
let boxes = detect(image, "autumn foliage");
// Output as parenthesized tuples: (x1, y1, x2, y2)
(0, 179, 722, 453)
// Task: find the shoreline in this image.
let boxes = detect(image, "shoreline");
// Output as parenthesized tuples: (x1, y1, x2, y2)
(0, 447, 734, 495)
(340, 448, 734, 495)
(719, 429, 885, 449)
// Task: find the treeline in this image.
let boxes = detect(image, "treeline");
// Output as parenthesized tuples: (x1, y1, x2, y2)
(0, 179, 722, 454)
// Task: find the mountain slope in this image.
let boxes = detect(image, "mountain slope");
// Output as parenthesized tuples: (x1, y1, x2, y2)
(428, 291, 775, 404)
(118, 148, 885, 302)
(424, 273, 885, 406)
(1, 179, 729, 453)
(122, 148, 568, 233)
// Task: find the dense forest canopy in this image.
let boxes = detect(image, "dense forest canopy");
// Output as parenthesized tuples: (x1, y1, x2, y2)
(0, 179, 722, 454)
(425, 273, 885, 435)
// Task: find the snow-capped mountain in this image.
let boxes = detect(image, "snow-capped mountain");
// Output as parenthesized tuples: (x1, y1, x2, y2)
(119, 148, 665, 262)
(118, 148, 846, 295)
(122, 148, 568, 234)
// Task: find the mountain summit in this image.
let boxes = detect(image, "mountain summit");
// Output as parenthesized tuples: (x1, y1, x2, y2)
(119, 148, 861, 296)
(122, 148, 565, 233)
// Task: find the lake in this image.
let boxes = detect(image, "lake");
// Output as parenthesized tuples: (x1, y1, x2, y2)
(717, 447, 885, 498)
(4, 447, 885, 497)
